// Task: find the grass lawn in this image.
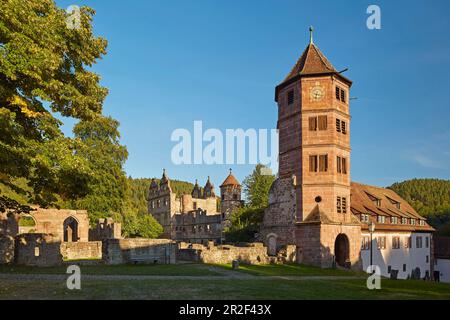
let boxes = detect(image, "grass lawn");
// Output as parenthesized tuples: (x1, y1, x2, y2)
(0, 263, 220, 276)
(1, 263, 450, 300)
(215, 263, 365, 277)
(1, 278, 450, 300)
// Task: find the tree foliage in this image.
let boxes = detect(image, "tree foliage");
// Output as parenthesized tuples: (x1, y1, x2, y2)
(0, 0, 108, 208)
(243, 164, 276, 209)
(225, 164, 275, 243)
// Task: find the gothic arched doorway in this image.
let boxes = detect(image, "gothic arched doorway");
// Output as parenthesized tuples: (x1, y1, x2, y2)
(334, 234, 350, 268)
(63, 217, 79, 242)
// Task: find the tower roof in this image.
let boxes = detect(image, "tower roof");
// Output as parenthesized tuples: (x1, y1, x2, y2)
(275, 28, 352, 102)
(283, 42, 337, 81)
(220, 170, 241, 187)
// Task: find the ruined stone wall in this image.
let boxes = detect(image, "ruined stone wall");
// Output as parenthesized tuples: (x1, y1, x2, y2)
(103, 238, 176, 265)
(260, 177, 297, 247)
(60, 242, 102, 261)
(89, 218, 122, 241)
(15, 233, 63, 266)
(0, 212, 18, 237)
(0, 236, 15, 264)
(172, 209, 222, 244)
(28, 208, 90, 242)
(177, 241, 296, 265)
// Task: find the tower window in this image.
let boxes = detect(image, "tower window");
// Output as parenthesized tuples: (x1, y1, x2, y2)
(336, 119, 341, 133)
(193, 202, 197, 210)
(318, 116, 327, 130)
(318, 155, 328, 172)
(337, 156, 347, 174)
(309, 155, 318, 172)
(337, 197, 342, 213)
(233, 194, 238, 200)
(309, 117, 317, 131)
(287, 90, 294, 105)
(341, 121, 347, 134)
(340, 89, 346, 103)
(337, 196, 347, 214)
(335, 86, 340, 100)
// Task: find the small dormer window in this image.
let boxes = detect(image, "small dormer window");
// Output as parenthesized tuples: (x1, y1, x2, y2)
(391, 217, 398, 224)
(410, 219, 416, 226)
(287, 90, 294, 105)
(377, 215, 385, 224)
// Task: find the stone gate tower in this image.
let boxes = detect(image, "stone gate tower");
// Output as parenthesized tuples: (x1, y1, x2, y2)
(220, 169, 242, 220)
(262, 28, 361, 269)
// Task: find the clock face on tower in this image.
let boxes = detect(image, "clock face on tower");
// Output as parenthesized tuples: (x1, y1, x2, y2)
(310, 86, 325, 102)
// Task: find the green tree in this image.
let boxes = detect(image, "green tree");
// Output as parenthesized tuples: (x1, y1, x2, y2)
(64, 116, 128, 225)
(243, 164, 276, 208)
(224, 164, 275, 242)
(0, 0, 108, 209)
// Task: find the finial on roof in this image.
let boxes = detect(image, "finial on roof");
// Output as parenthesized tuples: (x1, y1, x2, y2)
(229, 168, 232, 175)
(309, 26, 314, 44)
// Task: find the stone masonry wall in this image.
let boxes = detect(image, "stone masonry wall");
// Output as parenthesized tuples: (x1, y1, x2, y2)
(177, 241, 296, 265)
(103, 238, 177, 265)
(60, 242, 102, 261)
(15, 233, 63, 266)
(0, 236, 15, 264)
(261, 177, 297, 247)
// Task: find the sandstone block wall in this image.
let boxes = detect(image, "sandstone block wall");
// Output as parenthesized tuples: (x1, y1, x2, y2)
(177, 241, 296, 265)
(103, 238, 177, 265)
(0, 236, 15, 264)
(15, 233, 63, 266)
(60, 242, 102, 261)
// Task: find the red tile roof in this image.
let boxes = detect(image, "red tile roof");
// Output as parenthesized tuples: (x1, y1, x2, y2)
(220, 173, 240, 187)
(351, 182, 434, 232)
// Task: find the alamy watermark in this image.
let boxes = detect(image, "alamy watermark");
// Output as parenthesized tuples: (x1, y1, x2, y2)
(66, 265, 81, 290)
(367, 5, 381, 30)
(171, 121, 278, 174)
(366, 265, 382, 290)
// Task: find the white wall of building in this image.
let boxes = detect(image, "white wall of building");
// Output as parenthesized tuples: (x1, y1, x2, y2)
(361, 231, 432, 279)
(435, 259, 450, 283)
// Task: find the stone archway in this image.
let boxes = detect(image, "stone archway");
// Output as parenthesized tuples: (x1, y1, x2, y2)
(334, 233, 350, 268)
(63, 217, 79, 242)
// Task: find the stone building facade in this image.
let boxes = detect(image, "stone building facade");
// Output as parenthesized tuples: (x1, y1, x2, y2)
(148, 170, 243, 244)
(261, 29, 434, 274)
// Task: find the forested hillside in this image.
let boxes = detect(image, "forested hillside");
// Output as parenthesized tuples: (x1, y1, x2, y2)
(389, 179, 450, 235)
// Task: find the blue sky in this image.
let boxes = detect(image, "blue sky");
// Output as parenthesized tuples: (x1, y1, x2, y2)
(56, 0, 450, 188)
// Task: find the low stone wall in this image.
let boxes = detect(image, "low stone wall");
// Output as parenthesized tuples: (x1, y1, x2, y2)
(177, 241, 297, 265)
(60, 242, 102, 261)
(0, 236, 15, 264)
(103, 238, 177, 265)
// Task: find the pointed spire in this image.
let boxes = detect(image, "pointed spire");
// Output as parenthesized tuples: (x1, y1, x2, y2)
(309, 26, 314, 44)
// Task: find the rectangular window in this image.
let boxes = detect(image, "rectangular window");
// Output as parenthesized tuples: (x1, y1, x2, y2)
(392, 237, 400, 249)
(342, 157, 347, 174)
(361, 236, 370, 250)
(392, 217, 398, 224)
(318, 116, 327, 130)
(309, 117, 317, 131)
(416, 236, 423, 249)
(425, 237, 429, 248)
(341, 121, 347, 134)
(387, 265, 392, 274)
(287, 90, 294, 105)
(337, 156, 342, 173)
(309, 155, 318, 172)
(340, 89, 346, 103)
(377, 215, 386, 224)
(377, 236, 386, 250)
(319, 154, 328, 172)
(403, 264, 407, 272)
(426, 255, 429, 263)
(337, 197, 342, 214)
(336, 119, 341, 133)
(342, 197, 347, 213)
(335, 86, 340, 100)
(405, 236, 412, 249)
(411, 219, 416, 225)
(402, 217, 407, 225)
